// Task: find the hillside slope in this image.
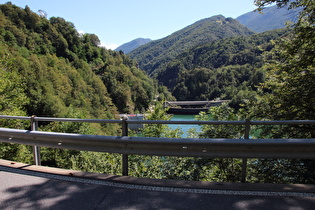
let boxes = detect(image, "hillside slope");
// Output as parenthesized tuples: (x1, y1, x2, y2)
(0, 3, 166, 122)
(128, 15, 254, 75)
(236, 5, 300, 32)
(156, 29, 289, 104)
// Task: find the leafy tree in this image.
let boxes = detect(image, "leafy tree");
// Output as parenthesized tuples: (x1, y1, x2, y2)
(197, 104, 243, 139)
(251, 0, 315, 124)
(0, 47, 28, 117)
(140, 102, 182, 138)
(194, 104, 245, 182)
(70, 151, 122, 175)
(238, 0, 315, 183)
(0, 46, 31, 162)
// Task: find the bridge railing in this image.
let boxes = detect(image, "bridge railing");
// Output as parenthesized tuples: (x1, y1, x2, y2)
(0, 115, 315, 183)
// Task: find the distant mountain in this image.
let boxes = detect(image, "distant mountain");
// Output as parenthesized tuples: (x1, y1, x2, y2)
(128, 15, 254, 75)
(115, 38, 152, 54)
(236, 5, 301, 32)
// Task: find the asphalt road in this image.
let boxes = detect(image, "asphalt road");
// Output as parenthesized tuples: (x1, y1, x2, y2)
(1, 163, 315, 210)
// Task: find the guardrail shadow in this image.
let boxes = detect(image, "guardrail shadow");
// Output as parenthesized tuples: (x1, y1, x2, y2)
(1, 165, 315, 210)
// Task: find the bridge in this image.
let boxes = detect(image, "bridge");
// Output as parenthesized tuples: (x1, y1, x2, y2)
(164, 100, 230, 114)
(1, 115, 315, 209)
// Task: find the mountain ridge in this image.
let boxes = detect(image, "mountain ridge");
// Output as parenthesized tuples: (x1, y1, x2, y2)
(128, 15, 254, 75)
(236, 4, 300, 32)
(119, 6, 300, 55)
(115, 38, 152, 54)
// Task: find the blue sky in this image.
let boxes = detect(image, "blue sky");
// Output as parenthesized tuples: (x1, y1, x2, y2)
(3, 0, 257, 49)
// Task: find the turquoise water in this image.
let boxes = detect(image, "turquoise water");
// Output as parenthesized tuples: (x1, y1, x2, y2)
(169, 115, 260, 138)
(169, 114, 202, 137)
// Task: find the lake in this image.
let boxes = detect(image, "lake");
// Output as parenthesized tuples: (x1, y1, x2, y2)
(169, 114, 202, 137)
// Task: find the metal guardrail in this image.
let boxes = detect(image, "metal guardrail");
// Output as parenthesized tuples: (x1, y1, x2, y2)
(1, 115, 315, 182)
(1, 128, 315, 158)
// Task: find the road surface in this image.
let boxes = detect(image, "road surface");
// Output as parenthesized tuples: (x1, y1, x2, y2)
(1, 159, 315, 210)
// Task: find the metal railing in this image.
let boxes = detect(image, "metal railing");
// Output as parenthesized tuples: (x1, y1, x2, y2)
(1, 115, 315, 183)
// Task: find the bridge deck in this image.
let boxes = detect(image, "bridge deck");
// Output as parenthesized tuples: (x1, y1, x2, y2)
(165, 100, 229, 106)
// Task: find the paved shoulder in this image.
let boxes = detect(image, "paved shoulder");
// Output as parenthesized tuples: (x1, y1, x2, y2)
(1, 159, 315, 210)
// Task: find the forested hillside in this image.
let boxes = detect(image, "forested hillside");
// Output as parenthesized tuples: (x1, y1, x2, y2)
(128, 15, 254, 75)
(0, 3, 170, 126)
(155, 29, 289, 105)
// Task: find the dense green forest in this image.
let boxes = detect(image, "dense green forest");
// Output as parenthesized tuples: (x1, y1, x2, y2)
(0, 2, 173, 165)
(128, 13, 294, 106)
(0, 2, 173, 120)
(129, 15, 254, 75)
(156, 29, 289, 106)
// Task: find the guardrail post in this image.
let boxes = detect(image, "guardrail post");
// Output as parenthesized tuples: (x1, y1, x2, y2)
(241, 119, 251, 183)
(121, 116, 129, 176)
(31, 115, 41, 166)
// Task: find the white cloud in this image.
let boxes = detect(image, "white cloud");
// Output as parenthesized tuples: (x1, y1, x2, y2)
(100, 42, 119, 50)
(78, 30, 85, 35)
(77, 30, 119, 50)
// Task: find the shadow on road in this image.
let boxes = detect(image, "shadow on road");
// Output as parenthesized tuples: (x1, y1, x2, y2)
(1, 167, 315, 209)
